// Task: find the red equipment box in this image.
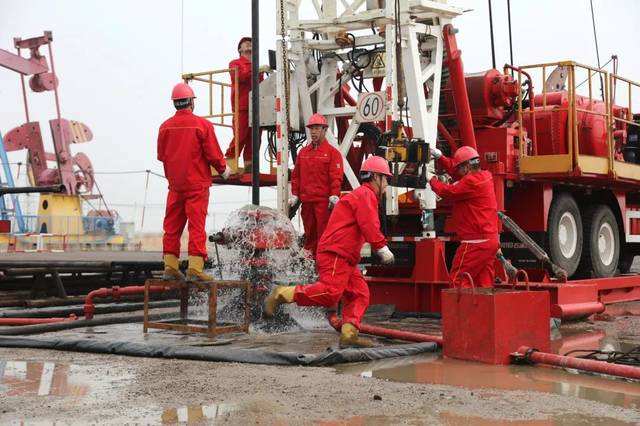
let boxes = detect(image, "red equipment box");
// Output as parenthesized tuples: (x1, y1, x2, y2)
(0, 220, 10, 233)
(442, 286, 550, 365)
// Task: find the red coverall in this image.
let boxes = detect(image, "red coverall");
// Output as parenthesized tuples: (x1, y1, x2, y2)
(224, 56, 264, 161)
(430, 156, 499, 288)
(291, 139, 344, 256)
(157, 109, 227, 258)
(293, 183, 386, 328)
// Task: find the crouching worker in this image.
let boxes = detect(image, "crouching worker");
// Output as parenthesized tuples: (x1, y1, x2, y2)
(264, 156, 395, 347)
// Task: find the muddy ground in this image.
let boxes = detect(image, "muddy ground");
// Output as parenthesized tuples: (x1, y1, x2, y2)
(1, 305, 640, 425)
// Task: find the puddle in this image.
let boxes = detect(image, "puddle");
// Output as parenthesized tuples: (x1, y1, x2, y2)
(336, 353, 640, 410)
(160, 402, 237, 424)
(0, 361, 89, 397)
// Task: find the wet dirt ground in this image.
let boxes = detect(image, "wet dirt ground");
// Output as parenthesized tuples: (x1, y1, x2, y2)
(0, 303, 639, 425)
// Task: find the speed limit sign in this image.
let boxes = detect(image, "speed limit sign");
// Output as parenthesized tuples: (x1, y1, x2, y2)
(355, 91, 386, 123)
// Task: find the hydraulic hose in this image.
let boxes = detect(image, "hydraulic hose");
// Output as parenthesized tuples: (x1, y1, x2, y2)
(515, 346, 640, 381)
(327, 312, 443, 346)
(0, 315, 76, 326)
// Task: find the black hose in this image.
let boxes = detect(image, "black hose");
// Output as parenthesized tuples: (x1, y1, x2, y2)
(0, 300, 179, 319)
(0, 337, 438, 366)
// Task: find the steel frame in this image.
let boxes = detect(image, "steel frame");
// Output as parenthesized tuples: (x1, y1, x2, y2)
(275, 0, 462, 217)
(143, 279, 251, 338)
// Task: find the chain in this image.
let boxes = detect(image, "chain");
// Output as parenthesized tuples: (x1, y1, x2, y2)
(279, 0, 291, 135)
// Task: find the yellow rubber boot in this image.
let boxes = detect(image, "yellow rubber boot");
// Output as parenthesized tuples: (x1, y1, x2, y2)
(263, 286, 295, 318)
(186, 256, 214, 282)
(162, 254, 185, 281)
(339, 323, 375, 348)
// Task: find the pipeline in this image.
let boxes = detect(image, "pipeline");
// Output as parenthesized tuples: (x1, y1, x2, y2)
(515, 346, 640, 381)
(327, 312, 443, 346)
(84, 285, 169, 319)
(0, 314, 77, 326)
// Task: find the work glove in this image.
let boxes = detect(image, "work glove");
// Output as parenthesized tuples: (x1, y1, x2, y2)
(288, 195, 299, 207)
(438, 173, 452, 183)
(258, 65, 271, 73)
(221, 165, 232, 180)
(430, 147, 442, 160)
(377, 246, 395, 265)
(328, 195, 340, 210)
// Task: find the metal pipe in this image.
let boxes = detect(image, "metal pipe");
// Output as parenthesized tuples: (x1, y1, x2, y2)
(0, 315, 76, 326)
(327, 312, 443, 345)
(442, 25, 477, 150)
(551, 302, 605, 320)
(516, 346, 640, 381)
(0, 184, 65, 196)
(506, 0, 514, 68)
(487, 0, 496, 69)
(251, 0, 260, 205)
(84, 285, 168, 319)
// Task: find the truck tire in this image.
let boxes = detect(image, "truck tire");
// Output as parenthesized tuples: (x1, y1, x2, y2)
(547, 193, 583, 277)
(618, 248, 635, 274)
(578, 205, 620, 278)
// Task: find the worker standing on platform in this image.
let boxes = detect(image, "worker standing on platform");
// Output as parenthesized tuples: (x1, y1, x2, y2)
(289, 113, 344, 258)
(265, 156, 395, 348)
(429, 146, 499, 288)
(158, 83, 231, 282)
(224, 37, 268, 173)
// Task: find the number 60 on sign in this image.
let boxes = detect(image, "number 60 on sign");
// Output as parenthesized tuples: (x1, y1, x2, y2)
(355, 92, 386, 123)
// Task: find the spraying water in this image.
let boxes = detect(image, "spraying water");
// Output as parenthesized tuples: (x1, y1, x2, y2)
(190, 205, 328, 332)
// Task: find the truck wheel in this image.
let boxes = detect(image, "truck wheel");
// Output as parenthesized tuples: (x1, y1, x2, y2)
(547, 193, 583, 277)
(579, 205, 620, 278)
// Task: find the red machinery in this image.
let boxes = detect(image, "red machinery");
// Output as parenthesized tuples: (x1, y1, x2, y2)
(329, 27, 640, 320)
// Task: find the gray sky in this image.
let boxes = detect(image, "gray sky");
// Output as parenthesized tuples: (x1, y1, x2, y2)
(1, 0, 638, 233)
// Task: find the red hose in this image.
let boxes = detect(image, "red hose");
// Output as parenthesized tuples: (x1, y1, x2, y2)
(84, 285, 167, 319)
(0, 314, 77, 326)
(327, 312, 443, 346)
(517, 346, 640, 381)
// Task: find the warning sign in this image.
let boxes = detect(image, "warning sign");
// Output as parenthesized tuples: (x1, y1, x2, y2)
(366, 52, 386, 78)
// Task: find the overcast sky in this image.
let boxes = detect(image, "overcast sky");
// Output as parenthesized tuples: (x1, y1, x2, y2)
(1, 0, 638, 233)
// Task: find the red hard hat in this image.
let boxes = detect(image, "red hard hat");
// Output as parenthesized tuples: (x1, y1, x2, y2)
(306, 113, 328, 128)
(453, 146, 480, 168)
(171, 83, 195, 100)
(361, 156, 392, 177)
(237, 37, 252, 51)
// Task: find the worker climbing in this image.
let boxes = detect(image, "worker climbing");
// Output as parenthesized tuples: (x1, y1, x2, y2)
(158, 83, 231, 282)
(265, 155, 395, 347)
(429, 145, 499, 288)
(289, 113, 344, 258)
(224, 36, 268, 173)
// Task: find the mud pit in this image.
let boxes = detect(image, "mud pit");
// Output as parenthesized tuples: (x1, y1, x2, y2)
(1, 302, 640, 425)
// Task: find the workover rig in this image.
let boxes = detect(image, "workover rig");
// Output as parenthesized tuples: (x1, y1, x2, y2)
(200, 0, 640, 320)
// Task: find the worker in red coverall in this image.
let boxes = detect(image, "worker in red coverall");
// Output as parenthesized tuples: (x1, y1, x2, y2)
(265, 156, 395, 347)
(158, 83, 231, 282)
(289, 113, 344, 258)
(429, 145, 499, 288)
(224, 37, 268, 173)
